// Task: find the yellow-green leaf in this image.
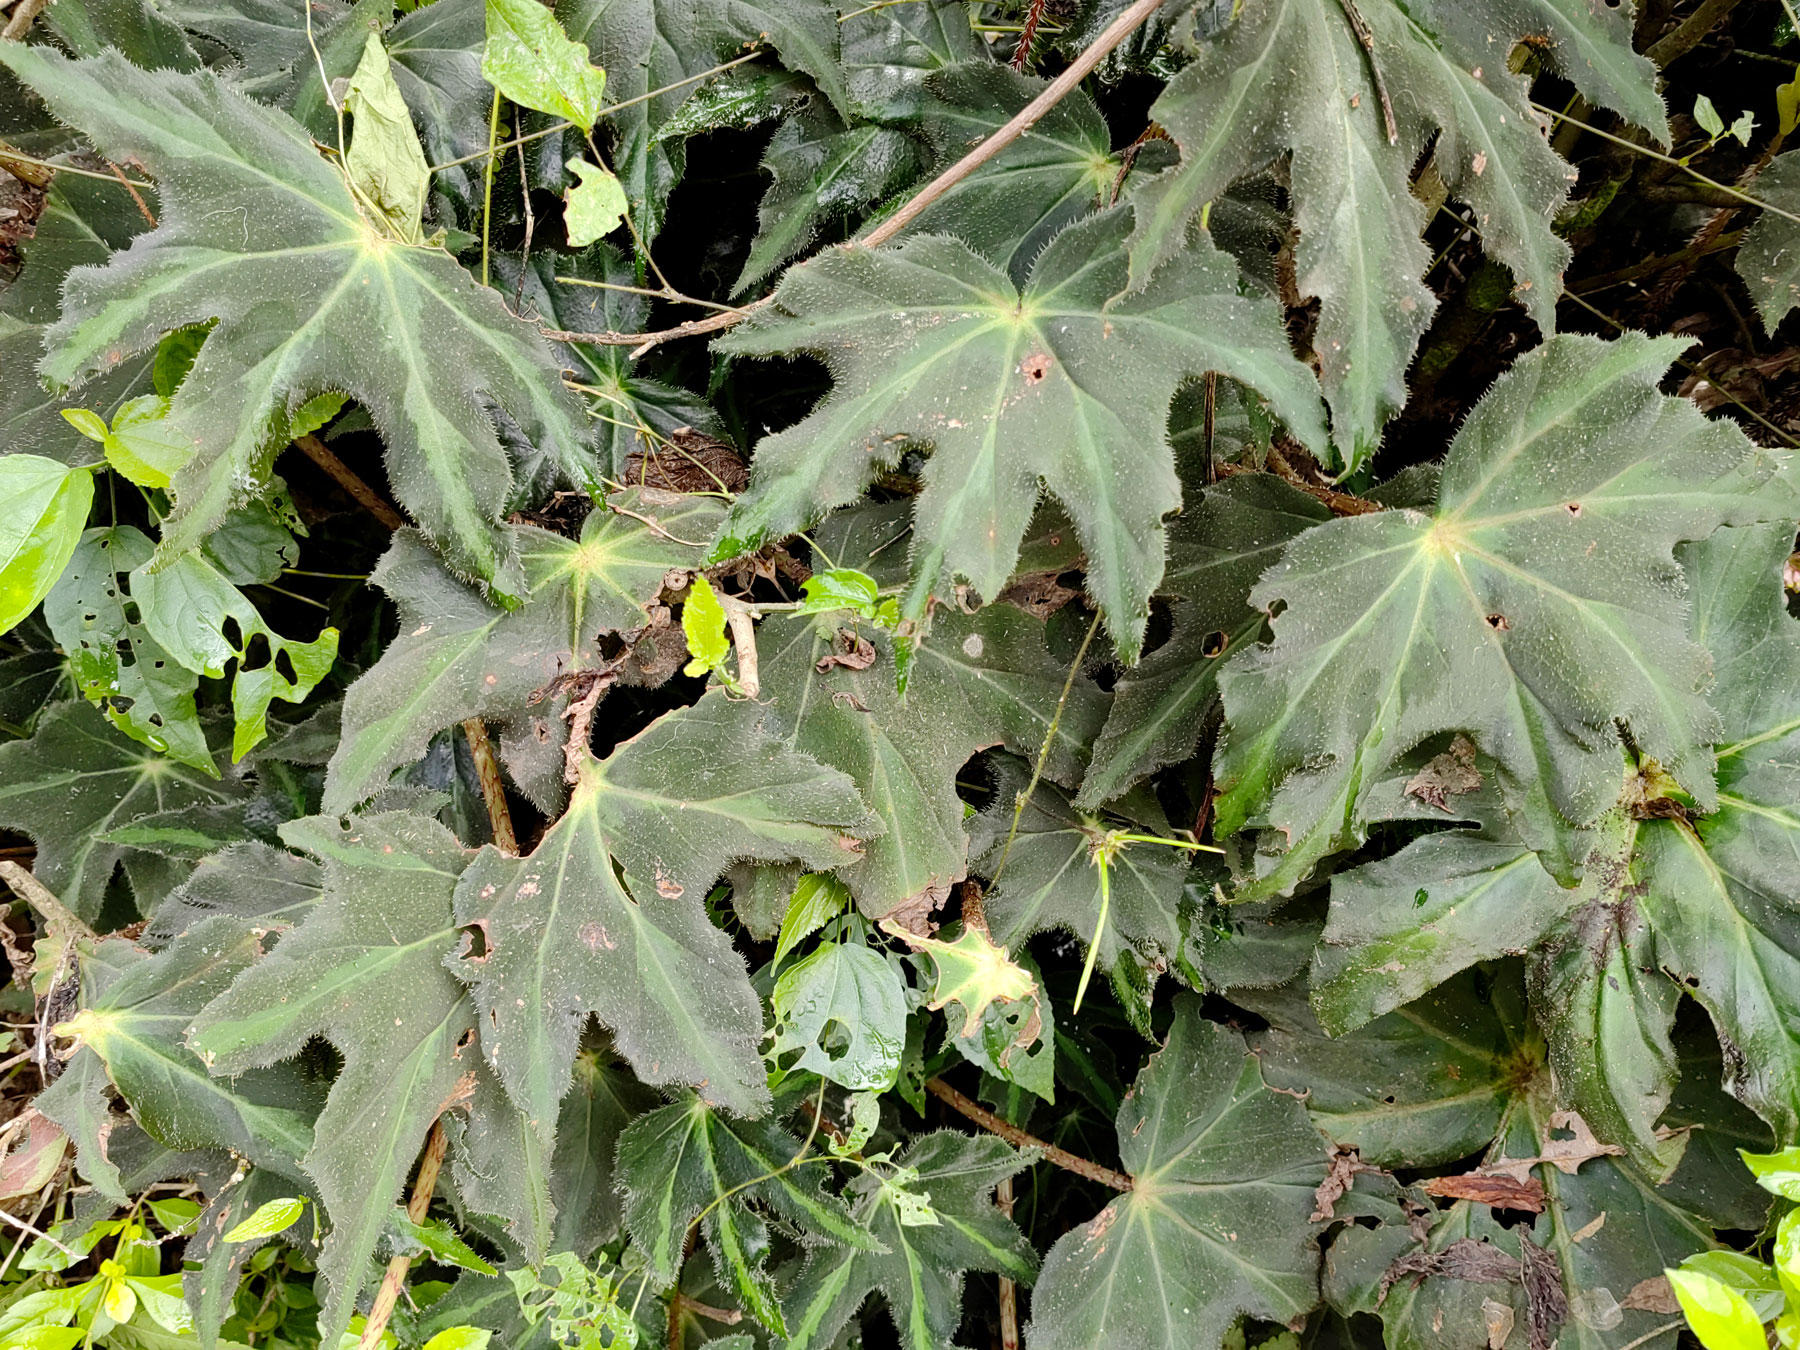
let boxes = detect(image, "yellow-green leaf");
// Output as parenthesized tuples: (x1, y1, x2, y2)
(564, 158, 626, 246)
(222, 1196, 307, 1243)
(0, 456, 92, 636)
(682, 574, 731, 678)
(345, 34, 430, 245)
(482, 0, 606, 131)
(1668, 1268, 1769, 1350)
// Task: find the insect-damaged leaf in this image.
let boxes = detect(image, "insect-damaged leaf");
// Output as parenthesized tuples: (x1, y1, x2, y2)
(752, 604, 1105, 921)
(712, 207, 1328, 657)
(1078, 474, 1331, 810)
(345, 34, 432, 246)
(482, 0, 607, 131)
(1302, 967, 1771, 1350)
(327, 490, 724, 814)
(0, 45, 595, 603)
(188, 811, 544, 1346)
(782, 1131, 1036, 1350)
(1131, 0, 1663, 465)
(1028, 1001, 1327, 1350)
(452, 695, 879, 1131)
(1216, 333, 1799, 903)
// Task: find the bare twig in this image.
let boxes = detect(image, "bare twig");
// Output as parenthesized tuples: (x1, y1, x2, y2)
(0, 863, 96, 945)
(292, 434, 406, 530)
(0, 0, 49, 42)
(1645, 0, 1740, 66)
(1335, 0, 1397, 145)
(925, 1078, 1132, 1192)
(546, 0, 1169, 350)
(109, 163, 156, 227)
(718, 595, 761, 700)
(0, 1205, 77, 1259)
(356, 1119, 449, 1350)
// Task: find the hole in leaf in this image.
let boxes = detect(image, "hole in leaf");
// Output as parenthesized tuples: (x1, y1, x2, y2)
(1485, 613, 1510, 630)
(274, 646, 297, 684)
(1202, 629, 1229, 658)
(817, 1018, 852, 1062)
(223, 616, 248, 656)
(1566, 502, 1582, 516)
(240, 631, 272, 672)
(1020, 352, 1052, 383)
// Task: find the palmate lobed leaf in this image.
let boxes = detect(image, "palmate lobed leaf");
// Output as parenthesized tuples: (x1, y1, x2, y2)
(1216, 333, 1799, 903)
(617, 1093, 879, 1333)
(1131, 0, 1663, 464)
(187, 811, 548, 1346)
(1028, 999, 1328, 1350)
(752, 603, 1106, 921)
(0, 701, 244, 921)
(0, 45, 595, 604)
(712, 207, 1328, 657)
(451, 694, 879, 1131)
(1310, 516, 1800, 1161)
(41, 917, 324, 1203)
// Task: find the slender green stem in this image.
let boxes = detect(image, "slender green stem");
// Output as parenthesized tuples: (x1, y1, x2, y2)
(1531, 101, 1800, 226)
(1073, 851, 1111, 1014)
(480, 89, 503, 289)
(992, 611, 1102, 885)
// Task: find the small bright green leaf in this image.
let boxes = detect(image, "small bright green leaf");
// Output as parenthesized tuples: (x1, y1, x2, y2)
(345, 34, 431, 245)
(773, 872, 850, 968)
(1740, 1145, 1800, 1200)
(391, 1213, 498, 1275)
(769, 941, 907, 1090)
(421, 1329, 493, 1350)
(99, 395, 191, 489)
(714, 208, 1328, 657)
(61, 409, 110, 442)
(1668, 1269, 1769, 1350)
(1028, 1000, 1326, 1350)
(0, 456, 93, 637)
(482, 0, 607, 130)
(0, 45, 596, 602)
(133, 550, 339, 761)
(797, 568, 880, 617)
(563, 158, 627, 245)
(884, 916, 1036, 1039)
(1695, 94, 1725, 140)
(223, 1197, 308, 1244)
(782, 1131, 1035, 1350)
(681, 574, 731, 677)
